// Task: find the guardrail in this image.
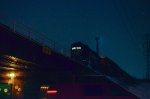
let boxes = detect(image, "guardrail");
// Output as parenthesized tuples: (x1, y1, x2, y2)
(0, 20, 70, 57)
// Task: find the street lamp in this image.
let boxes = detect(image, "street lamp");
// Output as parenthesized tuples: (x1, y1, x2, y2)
(7, 72, 16, 84)
(9, 73, 15, 78)
(7, 72, 16, 99)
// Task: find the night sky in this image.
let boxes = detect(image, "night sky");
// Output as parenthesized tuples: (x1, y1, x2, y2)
(0, 0, 150, 78)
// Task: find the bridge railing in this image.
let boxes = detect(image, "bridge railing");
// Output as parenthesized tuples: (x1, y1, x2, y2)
(0, 20, 70, 57)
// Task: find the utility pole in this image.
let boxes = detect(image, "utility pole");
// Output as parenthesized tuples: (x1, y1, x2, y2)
(95, 37, 100, 55)
(13, 20, 16, 32)
(143, 33, 150, 80)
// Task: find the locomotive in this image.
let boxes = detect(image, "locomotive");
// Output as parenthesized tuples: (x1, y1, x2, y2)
(71, 42, 134, 84)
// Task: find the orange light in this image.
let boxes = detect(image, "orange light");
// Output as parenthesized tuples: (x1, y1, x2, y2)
(47, 90, 58, 94)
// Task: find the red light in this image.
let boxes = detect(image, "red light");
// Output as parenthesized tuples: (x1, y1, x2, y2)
(47, 90, 58, 94)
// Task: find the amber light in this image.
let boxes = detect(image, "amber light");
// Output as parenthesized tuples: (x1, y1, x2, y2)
(47, 90, 58, 94)
(8, 73, 16, 78)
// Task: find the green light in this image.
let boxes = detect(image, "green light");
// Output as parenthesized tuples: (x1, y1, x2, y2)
(0, 84, 11, 94)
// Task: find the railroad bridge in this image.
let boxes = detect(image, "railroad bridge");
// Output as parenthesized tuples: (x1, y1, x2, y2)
(0, 23, 139, 99)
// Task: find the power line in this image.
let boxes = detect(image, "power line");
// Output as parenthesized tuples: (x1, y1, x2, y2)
(111, 0, 143, 54)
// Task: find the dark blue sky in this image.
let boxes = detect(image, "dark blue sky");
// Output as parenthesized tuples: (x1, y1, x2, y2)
(0, 0, 150, 78)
